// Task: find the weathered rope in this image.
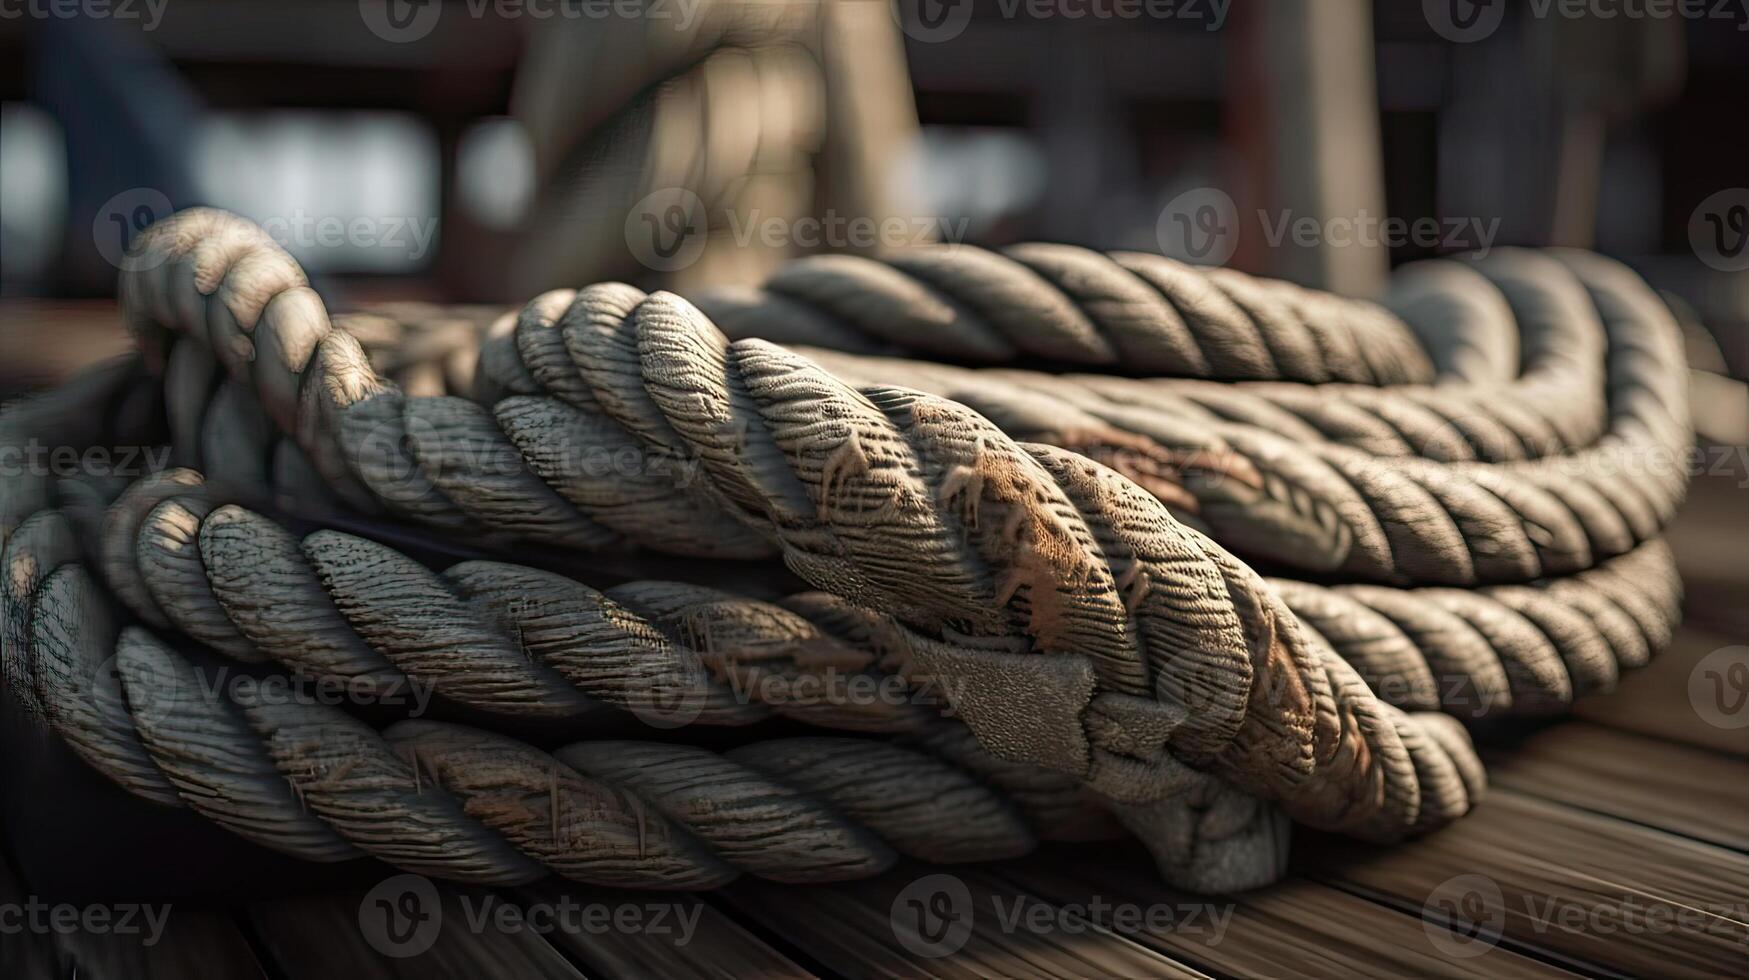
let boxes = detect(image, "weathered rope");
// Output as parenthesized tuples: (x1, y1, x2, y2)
(111, 210, 1501, 845)
(693, 245, 1438, 382)
(1, 467, 1285, 893)
(161, 310, 1684, 724)
(114, 211, 1683, 724)
(693, 247, 1691, 586)
(124, 214, 1692, 593)
(7, 206, 1681, 892)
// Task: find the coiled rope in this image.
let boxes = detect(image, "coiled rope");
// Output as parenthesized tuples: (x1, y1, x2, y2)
(0, 206, 1690, 893)
(3, 460, 1286, 892)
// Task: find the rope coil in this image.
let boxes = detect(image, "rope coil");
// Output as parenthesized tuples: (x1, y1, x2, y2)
(0, 206, 1691, 893)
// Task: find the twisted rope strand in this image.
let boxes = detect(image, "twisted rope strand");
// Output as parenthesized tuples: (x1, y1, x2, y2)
(3, 471, 1288, 891)
(83, 207, 1695, 887)
(694, 244, 1436, 383)
(69, 464, 1537, 836)
(115, 215, 1476, 843)
(753, 248, 1689, 586)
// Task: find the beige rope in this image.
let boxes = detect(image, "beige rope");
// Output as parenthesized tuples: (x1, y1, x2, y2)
(2, 467, 1285, 892)
(111, 210, 1499, 841)
(0, 205, 1691, 893)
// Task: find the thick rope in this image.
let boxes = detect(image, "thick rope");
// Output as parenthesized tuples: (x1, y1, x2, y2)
(72, 363, 1678, 773)
(113, 212, 1682, 725)
(2, 205, 1674, 892)
(692, 245, 1438, 382)
(125, 214, 1692, 595)
(694, 247, 1691, 586)
(110, 210, 1502, 846)
(1, 469, 1285, 893)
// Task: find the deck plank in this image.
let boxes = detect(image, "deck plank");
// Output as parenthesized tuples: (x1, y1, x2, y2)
(994, 847, 1580, 979)
(46, 911, 266, 980)
(1301, 789, 1749, 977)
(724, 863, 1208, 979)
(515, 882, 816, 979)
(248, 881, 586, 979)
(1574, 624, 1749, 759)
(0, 831, 77, 979)
(0, 823, 263, 980)
(1486, 721, 1749, 851)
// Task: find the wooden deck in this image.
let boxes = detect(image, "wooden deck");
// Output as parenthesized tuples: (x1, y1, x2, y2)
(1, 309, 1745, 979)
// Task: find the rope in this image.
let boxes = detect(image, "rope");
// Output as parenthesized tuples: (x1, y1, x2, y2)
(2, 467, 1286, 893)
(693, 247, 1691, 585)
(2, 205, 1684, 892)
(110, 209, 1499, 842)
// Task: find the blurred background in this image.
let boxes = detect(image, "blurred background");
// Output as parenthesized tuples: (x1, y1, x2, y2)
(0, 0, 1745, 422)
